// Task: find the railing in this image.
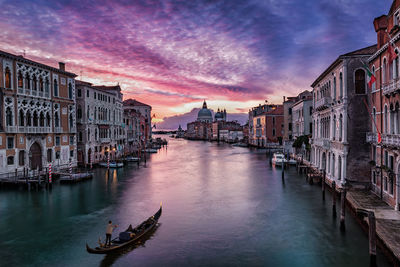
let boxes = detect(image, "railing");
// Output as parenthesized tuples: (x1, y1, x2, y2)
(313, 138, 330, 149)
(100, 138, 111, 143)
(366, 132, 378, 143)
(18, 88, 24, 94)
(54, 127, 63, 133)
(17, 126, 52, 133)
(315, 96, 331, 110)
(69, 127, 76, 133)
(5, 125, 17, 133)
(382, 79, 400, 96)
(25, 89, 31, 95)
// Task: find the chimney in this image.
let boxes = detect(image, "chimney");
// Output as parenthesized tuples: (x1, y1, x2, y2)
(374, 15, 388, 49)
(59, 62, 65, 71)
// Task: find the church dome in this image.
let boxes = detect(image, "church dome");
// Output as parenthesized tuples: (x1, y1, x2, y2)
(215, 111, 223, 119)
(197, 100, 213, 122)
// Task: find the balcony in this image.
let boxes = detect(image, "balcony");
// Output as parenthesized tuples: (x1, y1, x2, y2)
(313, 138, 331, 150)
(100, 138, 111, 143)
(54, 127, 63, 133)
(5, 126, 17, 133)
(366, 132, 400, 147)
(315, 97, 331, 110)
(366, 132, 378, 143)
(382, 79, 400, 96)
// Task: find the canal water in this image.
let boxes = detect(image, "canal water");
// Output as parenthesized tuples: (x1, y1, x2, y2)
(0, 137, 391, 267)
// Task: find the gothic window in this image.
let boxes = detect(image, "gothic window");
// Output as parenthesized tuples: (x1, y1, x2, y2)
(6, 107, 13, 126)
(77, 105, 82, 119)
(25, 73, 30, 89)
(5, 67, 11, 88)
(53, 79, 58, 97)
(26, 111, 32, 126)
(384, 105, 388, 134)
(45, 78, 49, 94)
(355, 69, 366, 94)
(18, 72, 23, 88)
(39, 77, 44, 91)
(46, 112, 51, 127)
(339, 72, 343, 98)
(54, 112, 60, 127)
(39, 112, 45, 127)
(32, 75, 37, 91)
(68, 83, 73, 99)
(33, 111, 38, 127)
(333, 77, 336, 100)
(339, 114, 343, 141)
(19, 109, 24, 126)
(69, 113, 73, 129)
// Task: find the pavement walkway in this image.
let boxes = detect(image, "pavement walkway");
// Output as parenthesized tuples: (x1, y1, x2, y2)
(347, 190, 400, 262)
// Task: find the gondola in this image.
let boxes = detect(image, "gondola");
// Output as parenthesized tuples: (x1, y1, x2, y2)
(86, 204, 162, 254)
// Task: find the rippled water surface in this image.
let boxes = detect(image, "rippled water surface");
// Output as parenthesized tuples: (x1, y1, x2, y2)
(0, 137, 391, 266)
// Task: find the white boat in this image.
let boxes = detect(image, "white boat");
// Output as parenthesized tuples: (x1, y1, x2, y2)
(99, 162, 124, 168)
(285, 158, 297, 165)
(126, 156, 140, 162)
(271, 153, 285, 166)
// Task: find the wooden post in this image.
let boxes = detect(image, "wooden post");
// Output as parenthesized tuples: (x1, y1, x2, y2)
(368, 211, 377, 267)
(322, 170, 326, 201)
(281, 165, 285, 183)
(340, 188, 346, 231)
(332, 180, 336, 218)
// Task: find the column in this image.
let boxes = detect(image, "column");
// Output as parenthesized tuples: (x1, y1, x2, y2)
(342, 154, 347, 183)
(343, 111, 348, 143)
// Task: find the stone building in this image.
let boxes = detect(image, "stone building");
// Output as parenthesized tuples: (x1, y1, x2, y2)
(249, 104, 283, 147)
(283, 96, 297, 142)
(292, 91, 313, 139)
(0, 50, 77, 175)
(75, 81, 124, 165)
(367, 1, 400, 209)
(311, 45, 377, 188)
(186, 101, 213, 140)
(123, 99, 152, 143)
(123, 108, 143, 155)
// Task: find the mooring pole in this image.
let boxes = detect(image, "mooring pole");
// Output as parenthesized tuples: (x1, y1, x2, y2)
(322, 170, 326, 201)
(332, 180, 336, 218)
(281, 164, 285, 183)
(340, 188, 346, 232)
(368, 211, 377, 267)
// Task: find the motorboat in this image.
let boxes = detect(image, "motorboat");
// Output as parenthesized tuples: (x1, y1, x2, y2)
(271, 153, 285, 166)
(284, 158, 297, 165)
(126, 156, 140, 162)
(99, 162, 124, 168)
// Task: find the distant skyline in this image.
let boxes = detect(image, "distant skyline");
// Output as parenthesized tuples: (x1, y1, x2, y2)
(0, 0, 391, 128)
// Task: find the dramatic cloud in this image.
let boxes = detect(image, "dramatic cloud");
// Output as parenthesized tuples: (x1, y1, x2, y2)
(0, 0, 391, 128)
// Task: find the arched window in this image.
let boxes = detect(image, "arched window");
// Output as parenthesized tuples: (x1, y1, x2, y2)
(33, 111, 38, 127)
(355, 69, 366, 94)
(68, 83, 73, 99)
(339, 72, 343, 98)
(45, 78, 49, 94)
(18, 72, 23, 88)
(53, 79, 58, 97)
(39, 112, 45, 127)
(54, 112, 59, 127)
(87, 105, 90, 119)
(339, 114, 343, 141)
(19, 110, 24, 126)
(383, 58, 387, 84)
(39, 77, 44, 91)
(26, 111, 32, 126)
(332, 154, 336, 178)
(32, 75, 37, 91)
(25, 73, 30, 89)
(384, 105, 388, 134)
(5, 67, 11, 88)
(332, 115, 336, 140)
(77, 105, 82, 119)
(395, 51, 399, 79)
(338, 156, 342, 180)
(46, 112, 51, 127)
(95, 129, 98, 140)
(6, 107, 13, 126)
(69, 113, 74, 129)
(333, 77, 336, 100)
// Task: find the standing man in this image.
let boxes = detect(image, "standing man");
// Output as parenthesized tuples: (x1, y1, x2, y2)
(105, 220, 118, 247)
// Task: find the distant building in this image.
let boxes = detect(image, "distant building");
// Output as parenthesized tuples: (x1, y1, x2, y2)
(186, 101, 213, 140)
(292, 91, 313, 139)
(249, 104, 284, 147)
(197, 100, 213, 123)
(176, 125, 185, 138)
(283, 96, 297, 141)
(123, 99, 152, 144)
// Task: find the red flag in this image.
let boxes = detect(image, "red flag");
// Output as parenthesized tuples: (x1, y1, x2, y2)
(388, 41, 397, 64)
(378, 132, 382, 144)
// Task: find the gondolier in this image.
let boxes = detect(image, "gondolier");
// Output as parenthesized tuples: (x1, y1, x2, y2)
(105, 221, 118, 247)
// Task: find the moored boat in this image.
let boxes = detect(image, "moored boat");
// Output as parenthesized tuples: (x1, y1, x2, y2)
(98, 162, 124, 168)
(86, 204, 162, 254)
(126, 156, 140, 162)
(271, 153, 285, 166)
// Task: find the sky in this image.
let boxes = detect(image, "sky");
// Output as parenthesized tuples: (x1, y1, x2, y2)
(0, 0, 392, 129)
